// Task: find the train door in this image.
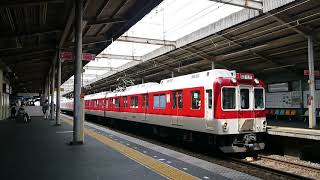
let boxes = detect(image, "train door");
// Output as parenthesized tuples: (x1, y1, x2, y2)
(142, 94, 148, 121)
(171, 90, 183, 126)
(176, 90, 183, 126)
(205, 89, 214, 130)
(171, 91, 178, 125)
(171, 90, 183, 125)
(238, 86, 254, 132)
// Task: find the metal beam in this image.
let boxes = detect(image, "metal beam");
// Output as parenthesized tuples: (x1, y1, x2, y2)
(83, 66, 119, 71)
(0, 29, 61, 40)
(96, 54, 142, 61)
(208, 0, 262, 10)
(0, 0, 63, 8)
(117, 36, 176, 46)
(58, 5, 75, 48)
(270, 13, 313, 38)
(86, 17, 127, 26)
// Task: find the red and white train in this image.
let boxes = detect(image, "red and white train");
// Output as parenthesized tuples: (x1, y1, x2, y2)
(62, 69, 266, 153)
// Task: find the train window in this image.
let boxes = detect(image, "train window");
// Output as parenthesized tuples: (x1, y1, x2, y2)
(153, 94, 166, 109)
(178, 91, 183, 108)
(142, 94, 148, 108)
(172, 92, 177, 109)
(191, 90, 201, 109)
(254, 89, 264, 109)
(123, 96, 128, 108)
(115, 98, 120, 108)
(206, 90, 212, 109)
(105, 99, 108, 108)
(130, 96, 138, 108)
(222, 88, 236, 109)
(240, 89, 250, 109)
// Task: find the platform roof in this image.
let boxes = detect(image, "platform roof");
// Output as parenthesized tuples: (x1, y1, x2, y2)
(71, 0, 320, 96)
(0, 0, 162, 93)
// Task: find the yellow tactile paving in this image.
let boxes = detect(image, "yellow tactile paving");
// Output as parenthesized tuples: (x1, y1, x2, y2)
(63, 118, 199, 180)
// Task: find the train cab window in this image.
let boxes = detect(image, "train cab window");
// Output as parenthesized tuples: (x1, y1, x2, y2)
(222, 88, 236, 109)
(142, 94, 148, 108)
(240, 89, 250, 109)
(153, 94, 166, 109)
(115, 98, 120, 108)
(130, 96, 138, 108)
(123, 96, 128, 108)
(191, 90, 201, 109)
(254, 89, 264, 109)
(206, 90, 212, 109)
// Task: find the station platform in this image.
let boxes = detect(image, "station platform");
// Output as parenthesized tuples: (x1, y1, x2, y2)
(0, 116, 258, 180)
(267, 119, 320, 140)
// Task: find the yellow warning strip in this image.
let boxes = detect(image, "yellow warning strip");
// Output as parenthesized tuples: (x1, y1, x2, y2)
(63, 118, 198, 180)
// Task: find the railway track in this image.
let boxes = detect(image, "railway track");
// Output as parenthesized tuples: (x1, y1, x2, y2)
(229, 156, 319, 180)
(66, 114, 320, 179)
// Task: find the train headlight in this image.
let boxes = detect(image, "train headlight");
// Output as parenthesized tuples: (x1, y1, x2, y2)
(231, 78, 237, 83)
(222, 122, 229, 132)
(263, 121, 267, 129)
(254, 78, 259, 84)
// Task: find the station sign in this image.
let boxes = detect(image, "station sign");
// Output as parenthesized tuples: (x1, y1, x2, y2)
(304, 70, 319, 76)
(59, 51, 96, 62)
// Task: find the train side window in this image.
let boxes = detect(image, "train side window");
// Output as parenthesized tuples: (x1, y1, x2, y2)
(153, 94, 166, 109)
(123, 96, 128, 108)
(142, 94, 148, 108)
(222, 88, 236, 109)
(105, 99, 108, 108)
(115, 98, 120, 108)
(240, 89, 250, 109)
(172, 92, 177, 109)
(206, 90, 212, 109)
(130, 96, 138, 108)
(191, 90, 201, 109)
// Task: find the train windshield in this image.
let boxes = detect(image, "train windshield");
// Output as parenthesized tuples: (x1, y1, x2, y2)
(240, 89, 250, 109)
(254, 88, 265, 109)
(222, 88, 236, 109)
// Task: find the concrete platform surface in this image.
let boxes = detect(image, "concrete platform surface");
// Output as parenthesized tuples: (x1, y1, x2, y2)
(0, 117, 166, 180)
(268, 119, 320, 140)
(62, 114, 259, 180)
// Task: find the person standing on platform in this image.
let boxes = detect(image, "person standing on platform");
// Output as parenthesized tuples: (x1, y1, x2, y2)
(43, 100, 49, 120)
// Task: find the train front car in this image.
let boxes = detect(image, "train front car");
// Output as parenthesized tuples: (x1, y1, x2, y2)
(213, 72, 266, 153)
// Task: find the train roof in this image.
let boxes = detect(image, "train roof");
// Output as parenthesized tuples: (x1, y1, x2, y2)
(83, 69, 236, 99)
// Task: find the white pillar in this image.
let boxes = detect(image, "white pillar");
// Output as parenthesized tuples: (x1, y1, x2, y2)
(308, 36, 316, 129)
(73, 0, 84, 143)
(50, 65, 55, 120)
(56, 54, 61, 125)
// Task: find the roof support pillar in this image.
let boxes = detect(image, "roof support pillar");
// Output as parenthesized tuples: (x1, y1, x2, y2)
(55, 53, 61, 126)
(50, 60, 55, 120)
(211, 61, 215, 70)
(308, 36, 317, 129)
(73, 0, 84, 143)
